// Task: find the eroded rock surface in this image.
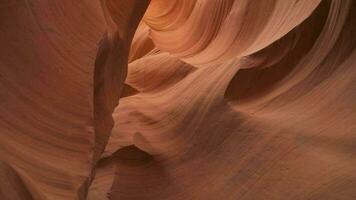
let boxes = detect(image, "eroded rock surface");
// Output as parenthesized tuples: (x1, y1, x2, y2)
(1, 0, 356, 199)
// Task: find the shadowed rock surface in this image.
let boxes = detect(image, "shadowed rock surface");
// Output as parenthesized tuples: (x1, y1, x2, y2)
(1, 0, 356, 199)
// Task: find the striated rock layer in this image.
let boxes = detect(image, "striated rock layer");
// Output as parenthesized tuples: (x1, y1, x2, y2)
(1, 0, 356, 199)
(0, 0, 149, 199)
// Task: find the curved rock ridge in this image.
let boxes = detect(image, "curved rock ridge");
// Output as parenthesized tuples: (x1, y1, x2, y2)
(144, 0, 322, 66)
(1, 0, 356, 199)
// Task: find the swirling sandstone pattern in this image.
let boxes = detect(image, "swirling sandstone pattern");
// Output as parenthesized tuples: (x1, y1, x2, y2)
(1, 0, 355, 200)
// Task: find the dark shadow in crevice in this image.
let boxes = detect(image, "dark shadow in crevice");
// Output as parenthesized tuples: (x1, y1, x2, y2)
(120, 83, 139, 98)
(113, 145, 153, 166)
(224, 0, 330, 103)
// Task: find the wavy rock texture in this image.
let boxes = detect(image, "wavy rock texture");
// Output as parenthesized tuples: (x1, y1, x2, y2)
(1, 0, 356, 200)
(0, 0, 149, 199)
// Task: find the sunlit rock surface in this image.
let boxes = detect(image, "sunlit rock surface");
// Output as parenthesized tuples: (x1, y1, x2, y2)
(1, 0, 356, 199)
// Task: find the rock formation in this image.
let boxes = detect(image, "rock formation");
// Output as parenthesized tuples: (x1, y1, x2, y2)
(1, 0, 355, 199)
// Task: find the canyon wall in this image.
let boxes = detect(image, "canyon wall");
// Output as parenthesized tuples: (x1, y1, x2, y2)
(1, 0, 355, 199)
